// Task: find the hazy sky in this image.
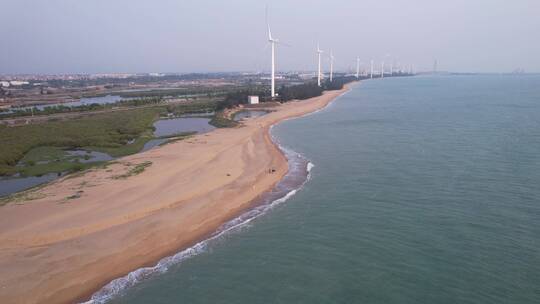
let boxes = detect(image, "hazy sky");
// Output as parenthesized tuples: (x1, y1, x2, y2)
(2, 0, 539, 74)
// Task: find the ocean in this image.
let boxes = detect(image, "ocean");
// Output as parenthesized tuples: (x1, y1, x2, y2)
(95, 75, 540, 303)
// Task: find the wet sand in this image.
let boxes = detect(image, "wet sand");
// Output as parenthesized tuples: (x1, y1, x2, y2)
(0, 86, 349, 304)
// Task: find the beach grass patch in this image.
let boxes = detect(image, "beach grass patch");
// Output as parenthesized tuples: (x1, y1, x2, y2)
(112, 161, 152, 179)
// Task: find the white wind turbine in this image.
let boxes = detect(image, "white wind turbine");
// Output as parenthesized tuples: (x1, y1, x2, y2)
(317, 44, 324, 87)
(266, 8, 279, 98)
(382, 54, 390, 78)
(356, 57, 360, 79)
(370, 59, 374, 79)
(329, 50, 335, 82)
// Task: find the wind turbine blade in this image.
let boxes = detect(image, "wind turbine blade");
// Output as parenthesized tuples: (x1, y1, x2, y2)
(266, 5, 272, 41)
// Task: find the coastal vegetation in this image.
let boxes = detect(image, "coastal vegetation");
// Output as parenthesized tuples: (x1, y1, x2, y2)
(2, 97, 164, 119)
(0, 99, 224, 177)
(112, 161, 153, 180)
(277, 82, 324, 101)
(209, 112, 239, 128)
(0, 108, 162, 176)
(165, 100, 216, 116)
(214, 77, 356, 110)
(323, 76, 357, 91)
(113, 87, 236, 99)
(278, 76, 356, 101)
(0, 80, 354, 178)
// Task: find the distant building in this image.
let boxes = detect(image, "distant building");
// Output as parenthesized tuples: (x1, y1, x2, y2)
(0, 81, 9, 87)
(9, 81, 29, 86)
(247, 96, 259, 105)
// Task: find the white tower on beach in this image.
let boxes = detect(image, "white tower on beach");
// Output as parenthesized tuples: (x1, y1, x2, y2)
(329, 50, 334, 82)
(266, 7, 279, 98)
(356, 57, 360, 79)
(317, 44, 324, 87)
(370, 60, 374, 79)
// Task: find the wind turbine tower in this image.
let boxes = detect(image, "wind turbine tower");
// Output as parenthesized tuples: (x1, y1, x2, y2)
(356, 57, 360, 79)
(381, 61, 385, 78)
(317, 44, 324, 87)
(330, 50, 334, 82)
(266, 8, 279, 98)
(370, 60, 374, 79)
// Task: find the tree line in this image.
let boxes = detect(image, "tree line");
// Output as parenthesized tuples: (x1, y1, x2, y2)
(216, 76, 357, 110)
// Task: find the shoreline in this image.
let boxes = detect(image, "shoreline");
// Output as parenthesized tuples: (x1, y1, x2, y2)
(84, 134, 314, 303)
(0, 84, 352, 304)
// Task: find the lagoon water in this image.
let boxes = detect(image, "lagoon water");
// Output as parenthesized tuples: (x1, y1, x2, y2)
(141, 117, 215, 152)
(152, 117, 214, 137)
(1, 95, 123, 114)
(99, 75, 540, 303)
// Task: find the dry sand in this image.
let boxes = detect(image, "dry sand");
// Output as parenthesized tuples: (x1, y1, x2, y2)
(0, 86, 349, 304)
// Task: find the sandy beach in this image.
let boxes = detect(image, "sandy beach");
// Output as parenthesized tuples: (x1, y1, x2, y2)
(0, 86, 349, 304)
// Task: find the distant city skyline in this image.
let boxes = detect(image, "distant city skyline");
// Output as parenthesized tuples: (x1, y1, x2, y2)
(2, 0, 540, 74)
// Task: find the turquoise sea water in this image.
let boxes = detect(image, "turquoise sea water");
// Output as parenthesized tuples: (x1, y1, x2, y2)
(98, 75, 540, 303)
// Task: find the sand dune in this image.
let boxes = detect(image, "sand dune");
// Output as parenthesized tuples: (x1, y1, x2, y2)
(0, 87, 349, 304)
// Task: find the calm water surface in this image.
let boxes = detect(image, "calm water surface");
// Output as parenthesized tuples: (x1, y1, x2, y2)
(3, 95, 123, 114)
(152, 117, 214, 137)
(0, 174, 60, 197)
(96, 76, 540, 303)
(141, 117, 214, 152)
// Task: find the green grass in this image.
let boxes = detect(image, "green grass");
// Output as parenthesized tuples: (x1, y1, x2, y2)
(0, 107, 163, 176)
(19, 146, 69, 164)
(0, 100, 222, 177)
(83, 131, 155, 157)
(12, 146, 109, 177)
(17, 161, 105, 177)
(165, 100, 218, 116)
(209, 112, 238, 128)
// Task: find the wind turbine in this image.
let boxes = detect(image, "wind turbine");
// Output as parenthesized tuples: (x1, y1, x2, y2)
(356, 57, 360, 79)
(329, 50, 334, 82)
(317, 44, 324, 87)
(382, 54, 391, 78)
(266, 7, 279, 98)
(370, 59, 374, 79)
